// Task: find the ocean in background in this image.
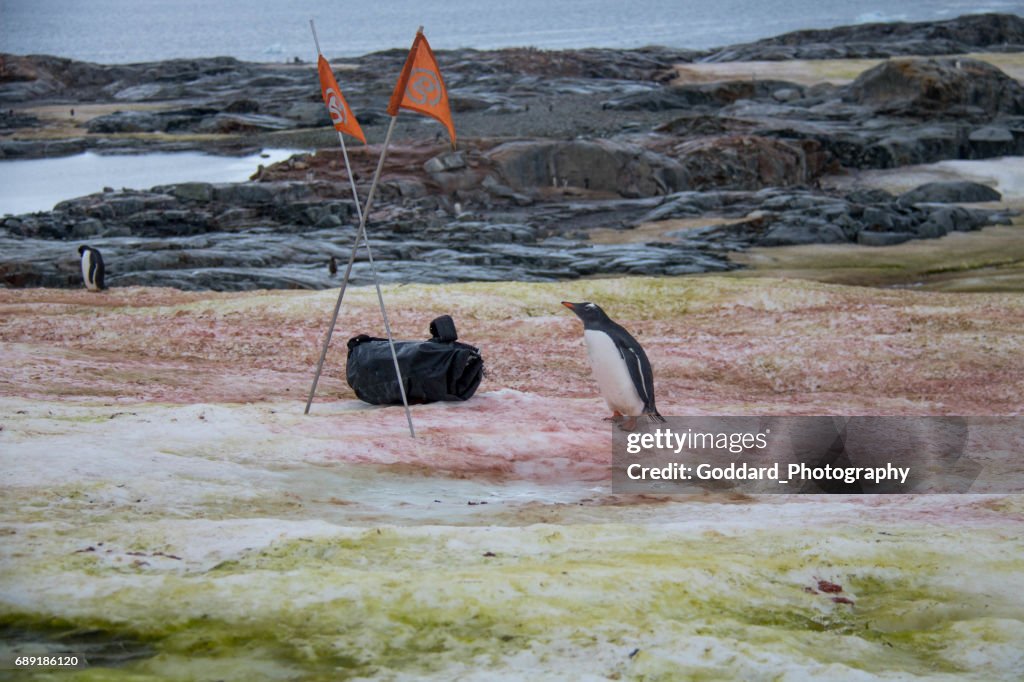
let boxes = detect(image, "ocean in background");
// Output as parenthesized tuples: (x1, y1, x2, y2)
(2, 0, 1023, 64)
(0, 150, 303, 215)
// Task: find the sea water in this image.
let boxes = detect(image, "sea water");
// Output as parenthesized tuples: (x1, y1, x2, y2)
(0, 149, 303, 215)
(2, 0, 1020, 64)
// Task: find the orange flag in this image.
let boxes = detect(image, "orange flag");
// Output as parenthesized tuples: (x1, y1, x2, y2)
(317, 54, 366, 144)
(387, 30, 456, 149)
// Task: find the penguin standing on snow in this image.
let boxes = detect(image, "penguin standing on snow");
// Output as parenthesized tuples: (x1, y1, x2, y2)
(562, 301, 665, 428)
(78, 245, 106, 291)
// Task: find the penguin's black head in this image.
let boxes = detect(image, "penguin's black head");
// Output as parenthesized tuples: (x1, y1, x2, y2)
(78, 245, 88, 256)
(562, 301, 612, 327)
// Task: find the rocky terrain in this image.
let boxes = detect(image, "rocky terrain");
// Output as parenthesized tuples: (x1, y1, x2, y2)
(2, 13, 1024, 289)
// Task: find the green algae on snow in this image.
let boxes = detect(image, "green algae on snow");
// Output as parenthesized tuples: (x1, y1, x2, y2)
(3, 522, 1022, 680)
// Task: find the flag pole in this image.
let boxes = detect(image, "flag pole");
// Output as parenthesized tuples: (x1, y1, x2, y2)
(304, 19, 365, 415)
(355, 115, 417, 438)
(302, 130, 364, 415)
(304, 20, 415, 438)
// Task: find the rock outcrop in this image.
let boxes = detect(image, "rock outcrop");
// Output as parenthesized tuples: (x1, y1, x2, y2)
(844, 57, 1024, 117)
(704, 12, 1024, 61)
(897, 181, 1002, 205)
(0, 176, 1012, 290)
(486, 140, 687, 197)
(2, 13, 1021, 290)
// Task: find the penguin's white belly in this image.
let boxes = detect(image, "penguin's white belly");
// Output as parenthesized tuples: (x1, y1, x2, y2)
(583, 330, 645, 416)
(80, 251, 97, 291)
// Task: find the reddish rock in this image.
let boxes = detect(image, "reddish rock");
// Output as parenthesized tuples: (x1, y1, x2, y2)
(845, 57, 1024, 117)
(666, 135, 828, 191)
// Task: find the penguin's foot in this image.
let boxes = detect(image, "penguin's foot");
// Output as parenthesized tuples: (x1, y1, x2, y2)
(618, 416, 639, 431)
(602, 411, 624, 423)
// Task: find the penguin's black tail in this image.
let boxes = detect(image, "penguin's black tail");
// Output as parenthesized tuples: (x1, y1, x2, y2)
(647, 410, 667, 423)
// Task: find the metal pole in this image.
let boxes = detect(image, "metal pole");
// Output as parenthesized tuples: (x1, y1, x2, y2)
(305, 19, 365, 415)
(355, 116, 416, 438)
(310, 19, 322, 54)
(303, 23, 415, 437)
(302, 136, 365, 415)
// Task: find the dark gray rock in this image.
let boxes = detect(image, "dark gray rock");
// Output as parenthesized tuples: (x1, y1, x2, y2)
(970, 125, 1015, 143)
(704, 13, 1024, 62)
(168, 182, 214, 203)
(3, 14, 1023, 289)
(773, 88, 801, 103)
(86, 107, 219, 134)
(857, 231, 916, 246)
(844, 57, 1024, 118)
(70, 218, 105, 238)
(845, 188, 896, 204)
(195, 113, 299, 134)
(281, 102, 327, 126)
(2, 178, 1015, 289)
(759, 220, 848, 246)
(898, 181, 1002, 205)
(603, 80, 805, 111)
(486, 139, 686, 197)
(424, 151, 467, 174)
(862, 206, 894, 229)
(480, 175, 534, 205)
(668, 135, 826, 190)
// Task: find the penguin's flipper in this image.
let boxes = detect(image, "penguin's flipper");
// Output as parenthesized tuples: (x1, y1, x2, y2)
(614, 339, 664, 421)
(619, 345, 653, 410)
(95, 250, 106, 290)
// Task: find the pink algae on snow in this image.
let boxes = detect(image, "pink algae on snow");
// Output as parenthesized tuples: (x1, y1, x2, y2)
(2, 276, 1022, 485)
(1, 277, 1022, 414)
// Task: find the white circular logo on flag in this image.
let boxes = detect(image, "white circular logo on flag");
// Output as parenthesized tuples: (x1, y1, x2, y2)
(325, 87, 347, 125)
(406, 68, 442, 106)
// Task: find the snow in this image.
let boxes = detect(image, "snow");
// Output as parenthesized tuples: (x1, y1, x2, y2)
(1, 278, 1023, 679)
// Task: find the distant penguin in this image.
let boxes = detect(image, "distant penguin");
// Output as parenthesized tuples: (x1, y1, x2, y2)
(328, 256, 338, 276)
(562, 301, 665, 428)
(78, 245, 106, 291)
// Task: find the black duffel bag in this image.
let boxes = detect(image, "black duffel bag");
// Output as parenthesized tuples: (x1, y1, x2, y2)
(346, 315, 484, 405)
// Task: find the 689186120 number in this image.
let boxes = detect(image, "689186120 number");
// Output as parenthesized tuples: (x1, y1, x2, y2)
(13, 655, 82, 668)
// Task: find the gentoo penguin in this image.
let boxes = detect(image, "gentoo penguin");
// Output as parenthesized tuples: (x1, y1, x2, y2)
(562, 301, 665, 428)
(78, 245, 106, 291)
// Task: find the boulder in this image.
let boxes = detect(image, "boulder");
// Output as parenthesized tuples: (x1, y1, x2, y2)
(424, 151, 467, 174)
(967, 125, 1023, 157)
(486, 139, 686, 197)
(845, 188, 896, 204)
(759, 220, 848, 246)
(898, 181, 1002, 205)
(969, 125, 1015, 143)
(86, 110, 161, 133)
(670, 136, 825, 190)
(844, 57, 1024, 117)
(86, 107, 218, 134)
(282, 101, 328, 127)
(196, 113, 297, 134)
(704, 13, 1024, 62)
(603, 80, 805, 111)
(167, 182, 214, 203)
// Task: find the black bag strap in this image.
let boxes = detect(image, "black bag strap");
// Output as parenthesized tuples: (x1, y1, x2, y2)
(429, 315, 458, 343)
(347, 333, 376, 350)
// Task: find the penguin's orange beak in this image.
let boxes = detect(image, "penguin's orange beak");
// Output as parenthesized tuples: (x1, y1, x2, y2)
(561, 301, 575, 311)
